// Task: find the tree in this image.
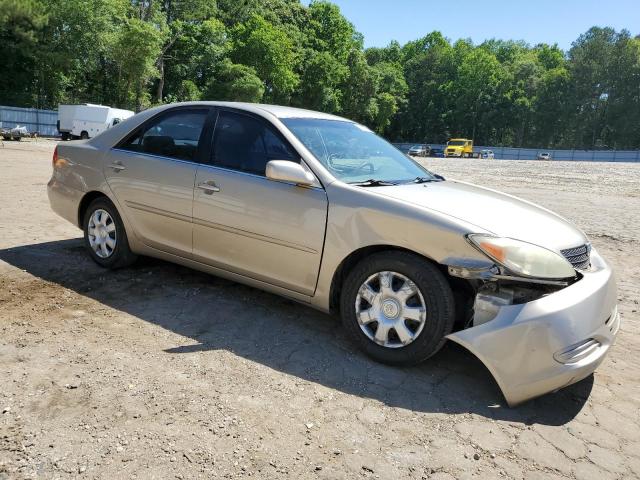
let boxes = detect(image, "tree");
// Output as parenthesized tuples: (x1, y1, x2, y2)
(567, 27, 618, 148)
(162, 18, 229, 103)
(204, 59, 265, 102)
(294, 50, 347, 113)
(603, 33, 640, 148)
(0, 0, 46, 107)
(305, 0, 359, 62)
(231, 14, 299, 102)
(370, 61, 407, 134)
(153, 0, 217, 103)
(340, 49, 378, 125)
(396, 32, 455, 142)
(109, 17, 164, 110)
(532, 66, 571, 147)
(1, 1, 638, 150)
(365, 40, 402, 65)
(30, 0, 132, 109)
(445, 41, 504, 143)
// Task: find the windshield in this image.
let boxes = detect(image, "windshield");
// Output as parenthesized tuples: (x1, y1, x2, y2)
(448, 140, 466, 146)
(282, 118, 435, 184)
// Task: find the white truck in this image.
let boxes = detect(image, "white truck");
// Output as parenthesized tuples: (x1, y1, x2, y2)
(57, 104, 134, 140)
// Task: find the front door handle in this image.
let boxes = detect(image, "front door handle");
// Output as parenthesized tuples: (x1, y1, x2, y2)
(197, 181, 220, 194)
(109, 161, 125, 171)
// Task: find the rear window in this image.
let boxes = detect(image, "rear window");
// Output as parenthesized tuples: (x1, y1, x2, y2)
(119, 109, 208, 162)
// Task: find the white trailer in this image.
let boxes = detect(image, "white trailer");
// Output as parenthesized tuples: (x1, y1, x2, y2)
(57, 104, 134, 140)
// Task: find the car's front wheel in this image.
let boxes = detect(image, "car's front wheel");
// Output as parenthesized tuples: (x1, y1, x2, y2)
(340, 251, 455, 366)
(82, 197, 137, 269)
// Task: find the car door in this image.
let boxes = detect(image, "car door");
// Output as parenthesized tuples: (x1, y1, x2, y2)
(105, 107, 212, 257)
(192, 109, 328, 296)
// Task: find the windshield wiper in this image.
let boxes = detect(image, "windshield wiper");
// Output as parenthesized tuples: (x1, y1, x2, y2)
(349, 179, 398, 187)
(412, 174, 445, 183)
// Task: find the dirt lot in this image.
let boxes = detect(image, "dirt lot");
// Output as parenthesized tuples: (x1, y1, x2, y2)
(1, 140, 639, 480)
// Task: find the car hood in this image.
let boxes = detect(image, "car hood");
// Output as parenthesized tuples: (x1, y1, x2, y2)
(373, 180, 587, 251)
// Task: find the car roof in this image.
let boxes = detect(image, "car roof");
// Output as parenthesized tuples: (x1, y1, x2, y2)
(160, 101, 352, 122)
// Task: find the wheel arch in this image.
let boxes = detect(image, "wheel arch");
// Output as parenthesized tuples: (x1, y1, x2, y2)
(77, 190, 110, 227)
(328, 245, 450, 315)
(329, 245, 476, 330)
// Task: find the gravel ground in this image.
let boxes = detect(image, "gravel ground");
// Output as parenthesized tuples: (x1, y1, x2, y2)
(1, 140, 639, 479)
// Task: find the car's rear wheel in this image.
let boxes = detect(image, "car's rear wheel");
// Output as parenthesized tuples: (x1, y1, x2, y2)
(83, 197, 137, 269)
(340, 251, 455, 366)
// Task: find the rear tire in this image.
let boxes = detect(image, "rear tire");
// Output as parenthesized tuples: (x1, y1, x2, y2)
(82, 197, 137, 269)
(340, 251, 455, 366)
(80, 131, 89, 140)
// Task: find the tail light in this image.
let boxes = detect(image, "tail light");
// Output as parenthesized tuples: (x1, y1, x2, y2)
(52, 145, 58, 168)
(52, 146, 68, 169)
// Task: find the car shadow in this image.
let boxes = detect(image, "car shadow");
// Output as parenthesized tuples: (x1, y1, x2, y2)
(0, 239, 593, 425)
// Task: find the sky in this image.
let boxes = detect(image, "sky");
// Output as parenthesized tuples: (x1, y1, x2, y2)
(304, 0, 640, 50)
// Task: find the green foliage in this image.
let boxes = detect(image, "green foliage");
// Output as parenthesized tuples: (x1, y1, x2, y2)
(305, 1, 359, 62)
(1, 2, 639, 149)
(231, 14, 299, 102)
(0, 0, 47, 106)
(294, 50, 347, 113)
(340, 49, 379, 124)
(161, 18, 229, 102)
(204, 59, 265, 102)
(109, 17, 164, 110)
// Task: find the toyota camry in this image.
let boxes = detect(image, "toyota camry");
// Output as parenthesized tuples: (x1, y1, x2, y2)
(48, 102, 619, 406)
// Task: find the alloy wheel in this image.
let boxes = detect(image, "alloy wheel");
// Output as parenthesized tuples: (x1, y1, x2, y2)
(355, 271, 427, 348)
(87, 209, 117, 258)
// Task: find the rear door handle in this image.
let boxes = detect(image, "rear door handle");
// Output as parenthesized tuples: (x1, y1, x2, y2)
(109, 161, 125, 171)
(197, 181, 220, 194)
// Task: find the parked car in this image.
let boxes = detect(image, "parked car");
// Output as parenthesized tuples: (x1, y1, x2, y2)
(408, 144, 431, 157)
(480, 149, 495, 159)
(537, 152, 552, 161)
(48, 102, 619, 406)
(429, 147, 444, 158)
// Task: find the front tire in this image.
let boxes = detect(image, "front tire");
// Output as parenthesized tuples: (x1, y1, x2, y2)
(340, 251, 455, 366)
(83, 197, 137, 269)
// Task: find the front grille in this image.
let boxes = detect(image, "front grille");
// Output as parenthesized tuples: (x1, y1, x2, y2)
(561, 244, 591, 270)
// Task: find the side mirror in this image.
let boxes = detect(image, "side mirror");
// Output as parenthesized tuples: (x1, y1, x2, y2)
(266, 160, 316, 186)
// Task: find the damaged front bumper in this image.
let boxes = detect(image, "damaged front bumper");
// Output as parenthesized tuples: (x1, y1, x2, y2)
(446, 247, 619, 406)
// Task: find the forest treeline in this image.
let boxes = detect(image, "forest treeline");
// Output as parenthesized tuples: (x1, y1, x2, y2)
(1, 0, 639, 148)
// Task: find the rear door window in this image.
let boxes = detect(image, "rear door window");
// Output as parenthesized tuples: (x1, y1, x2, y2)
(119, 109, 209, 162)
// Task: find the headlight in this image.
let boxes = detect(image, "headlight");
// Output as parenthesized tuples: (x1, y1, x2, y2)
(467, 234, 576, 279)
